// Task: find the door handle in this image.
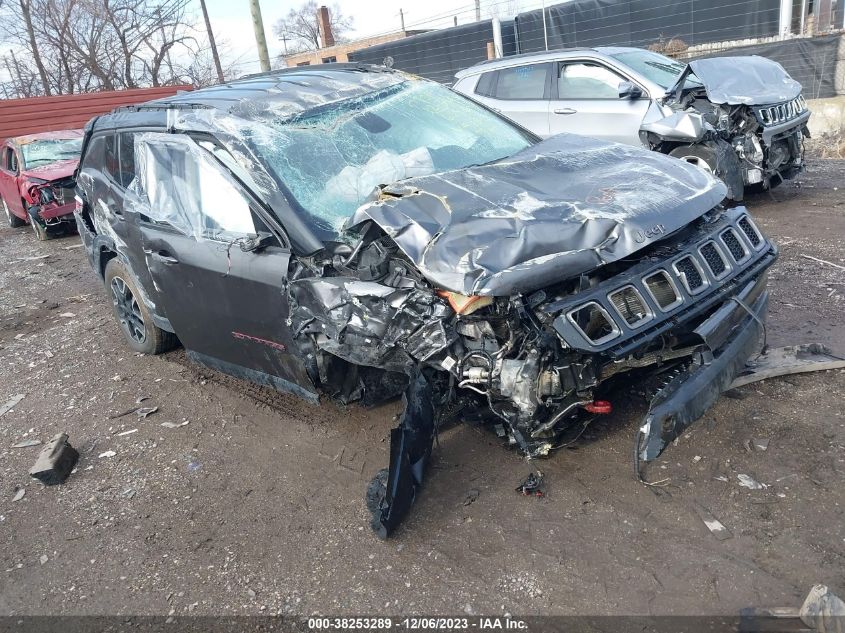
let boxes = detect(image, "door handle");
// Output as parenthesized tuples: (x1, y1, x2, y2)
(150, 251, 178, 265)
(553, 108, 577, 115)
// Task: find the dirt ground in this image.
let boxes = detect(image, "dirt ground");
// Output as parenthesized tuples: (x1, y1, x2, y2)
(1, 160, 843, 618)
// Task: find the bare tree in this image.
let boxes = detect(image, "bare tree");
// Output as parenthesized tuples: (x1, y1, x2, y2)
(273, 1, 353, 54)
(0, 0, 225, 97)
(17, 0, 52, 94)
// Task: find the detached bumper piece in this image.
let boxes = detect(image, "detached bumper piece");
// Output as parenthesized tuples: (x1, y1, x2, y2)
(638, 284, 769, 463)
(30, 433, 79, 485)
(368, 371, 436, 539)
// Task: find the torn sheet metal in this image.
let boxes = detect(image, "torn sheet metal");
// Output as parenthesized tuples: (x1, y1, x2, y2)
(730, 344, 845, 388)
(132, 133, 259, 240)
(289, 277, 454, 373)
(676, 56, 803, 106)
(349, 133, 726, 297)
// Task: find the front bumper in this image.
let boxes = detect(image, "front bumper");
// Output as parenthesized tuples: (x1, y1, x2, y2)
(32, 201, 76, 222)
(638, 277, 768, 461)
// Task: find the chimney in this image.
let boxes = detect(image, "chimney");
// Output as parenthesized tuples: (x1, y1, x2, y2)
(317, 5, 335, 48)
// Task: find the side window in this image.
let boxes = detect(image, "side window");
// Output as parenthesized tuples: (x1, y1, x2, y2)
(104, 133, 119, 181)
(4, 147, 19, 173)
(491, 63, 550, 100)
(81, 135, 106, 172)
(475, 71, 496, 97)
(136, 134, 266, 240)
(557, 62, 625, 99)
(117, 133, 135, 188)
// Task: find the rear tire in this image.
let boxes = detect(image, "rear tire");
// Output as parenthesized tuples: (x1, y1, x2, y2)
(2, 196, 26, 228)
(669, 145, 717, 174)
(104, 258, 178, 355)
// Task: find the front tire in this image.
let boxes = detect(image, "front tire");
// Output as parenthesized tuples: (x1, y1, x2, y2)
(2, 196, 26, 228)
(104, 258, 178, 355)
(30, 215, 50, 241)
(669, 145, 717, 174)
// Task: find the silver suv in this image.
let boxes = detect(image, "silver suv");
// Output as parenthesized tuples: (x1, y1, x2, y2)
(454, 47, 810, 200)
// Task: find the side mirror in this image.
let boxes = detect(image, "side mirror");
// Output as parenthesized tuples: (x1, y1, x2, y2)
(618, 81, 643, 100)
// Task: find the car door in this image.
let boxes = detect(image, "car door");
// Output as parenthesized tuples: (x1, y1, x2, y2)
(469, 63, 552, 137)
(549, 60, 650, 145)
(131, 132, 316, 398)
(0, 144, 24, 217)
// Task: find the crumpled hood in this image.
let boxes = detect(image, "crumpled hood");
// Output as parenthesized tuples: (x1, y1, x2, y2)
(349, 134, 726, 296)
(21, 158, 78, 182)
(677, 56, 803, 105)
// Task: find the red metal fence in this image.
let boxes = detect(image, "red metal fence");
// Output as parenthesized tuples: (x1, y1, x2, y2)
(0, 85, 193, 141)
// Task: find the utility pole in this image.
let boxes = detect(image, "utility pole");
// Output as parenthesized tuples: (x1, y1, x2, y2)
(199, 0, 224, 84)
(475, 0, 481, 21)
(399, 8, 405, 31)
(249, 0, 271, 73)
(541, 0, 548, 50)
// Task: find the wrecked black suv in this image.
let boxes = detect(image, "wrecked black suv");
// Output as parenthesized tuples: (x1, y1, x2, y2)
(75, 65, 776, 537)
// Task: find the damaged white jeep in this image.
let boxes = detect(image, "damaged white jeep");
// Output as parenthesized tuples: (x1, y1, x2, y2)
(454, 48, 810, 200)
(74, 65, 777, 537)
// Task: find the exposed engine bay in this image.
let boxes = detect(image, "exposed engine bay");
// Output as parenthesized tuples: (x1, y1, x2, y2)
(289, 203, 776, 537)
(640, 56, 810, 200)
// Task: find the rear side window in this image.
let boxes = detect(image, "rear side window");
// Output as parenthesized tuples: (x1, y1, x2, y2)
(81, 135, 106, 172)
(491, 63, 550, 100)
(117, 133, 136, 188)
(475, 71, 496, 97)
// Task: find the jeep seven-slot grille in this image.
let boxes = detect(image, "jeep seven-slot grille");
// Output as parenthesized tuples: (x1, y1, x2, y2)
(738, 216, 763, 249)
(720, 228, 748, 262)
(700, 241, 728, 278)
(757, 96, 806, 126)
(550, 213, 773, 350)
(674, 256, 705, 293)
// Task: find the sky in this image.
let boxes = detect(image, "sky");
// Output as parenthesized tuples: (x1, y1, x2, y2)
(201, 0, 548, 74)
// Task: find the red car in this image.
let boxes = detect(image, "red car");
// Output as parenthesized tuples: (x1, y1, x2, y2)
(0, 130, 83, 240)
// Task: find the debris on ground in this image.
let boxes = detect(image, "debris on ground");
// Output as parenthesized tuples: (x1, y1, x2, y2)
(737, 473, 768, 490)
(136, 406, 158, 419)
(11, 438, 42, 448)
(694, 503, 732, 540)
(12, 487, 26, 502)
(29, 433, 80, 485)
(731, 344, 845, 388)
(800, 584, 845, 633)
(516, 470, 545, 497)
(0, 394, 26, 417)
(753, 438, 770, 452)
(161, 421, 189, 429)
(741, 584, 845, 633)
(116, 429, 138, 437)
(800, 254, 845, 271)
(39, 555, 48, 565)
(98, 450, 116, 459)
(463, 489, 480, 506)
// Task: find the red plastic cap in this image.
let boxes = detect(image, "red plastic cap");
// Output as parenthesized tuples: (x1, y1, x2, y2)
(585, 400, 612, 414)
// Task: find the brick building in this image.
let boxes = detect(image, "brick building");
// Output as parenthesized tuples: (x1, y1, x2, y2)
(283, 5, 425, 67)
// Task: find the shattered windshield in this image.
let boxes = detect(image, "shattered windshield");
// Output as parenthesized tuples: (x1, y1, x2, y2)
(610, 50, 702, 90)
(248, 81, 534, 238)
(21, 138, 83, 169)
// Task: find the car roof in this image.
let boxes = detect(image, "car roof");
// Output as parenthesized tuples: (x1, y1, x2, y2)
(89, 64, 405, 132)
(454, 46, 644, 78)
(6, 129, 84, 146)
